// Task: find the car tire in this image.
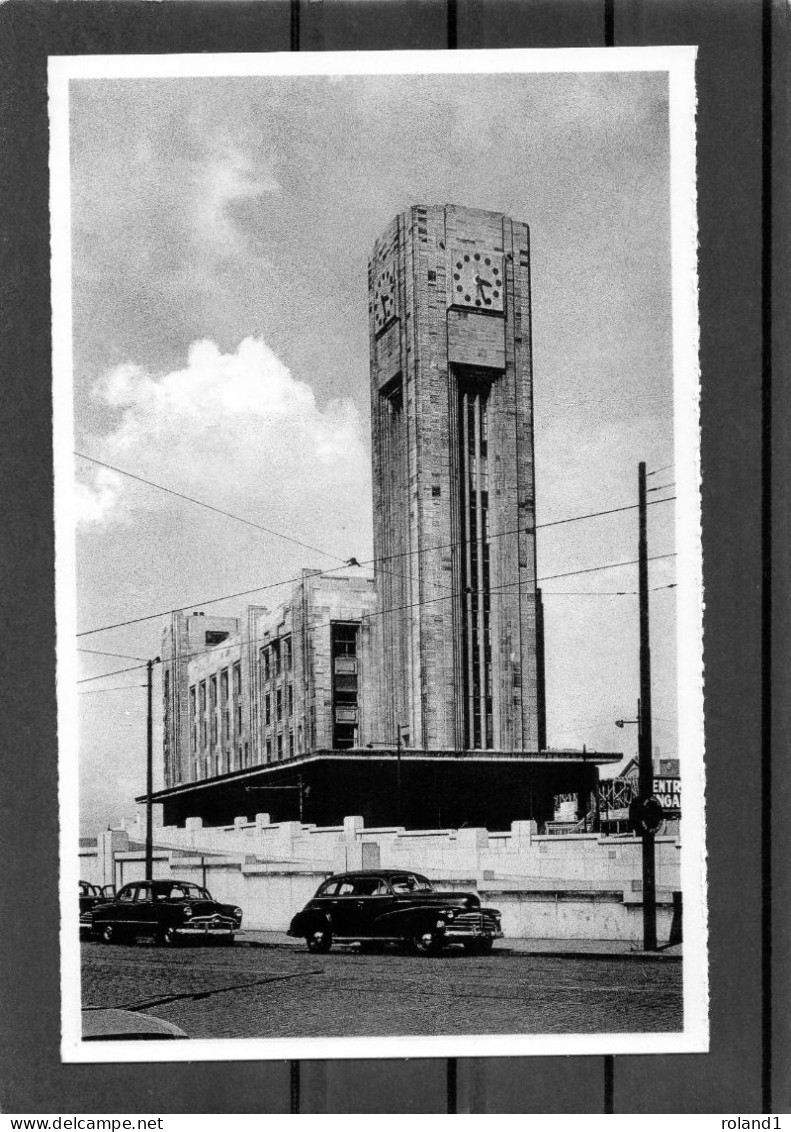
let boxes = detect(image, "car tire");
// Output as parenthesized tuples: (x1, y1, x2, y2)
(100, 923, 121, 945)
(158, 926, 180, 947)
(306, 928, 332, 953)
(464, 939, 494, 956)
(409, 928, 444, 956)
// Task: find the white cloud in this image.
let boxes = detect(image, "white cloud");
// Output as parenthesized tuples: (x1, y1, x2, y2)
(190, 141, 279, 253)
(76, 337, 371, 548)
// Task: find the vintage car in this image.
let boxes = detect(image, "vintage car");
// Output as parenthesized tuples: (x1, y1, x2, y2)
(90, 879, 243, 946)
(288, 869, 503, 956)
(79, 881, 112, 936)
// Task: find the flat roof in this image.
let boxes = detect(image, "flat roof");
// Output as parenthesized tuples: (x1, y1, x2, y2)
(141, 746, 623, 804)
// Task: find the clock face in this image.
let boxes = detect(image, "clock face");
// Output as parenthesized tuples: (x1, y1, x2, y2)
(450, 249, 504, 313)
(373, 265, 397, 335)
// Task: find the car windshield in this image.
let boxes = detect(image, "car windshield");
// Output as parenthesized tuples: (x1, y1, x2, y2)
(390, 874, 434, 893)
(158, 884, 211, 900)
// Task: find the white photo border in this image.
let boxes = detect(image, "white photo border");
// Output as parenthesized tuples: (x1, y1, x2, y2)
(51, 45, 704, 1063)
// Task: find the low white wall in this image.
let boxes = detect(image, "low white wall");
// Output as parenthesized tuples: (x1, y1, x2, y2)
(111, 847, 678, 942)
(100, 811, 682, 941)
(123, 810, 681, 895)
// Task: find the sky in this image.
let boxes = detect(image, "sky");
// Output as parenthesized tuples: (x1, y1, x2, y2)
(66, 63, 680, 835)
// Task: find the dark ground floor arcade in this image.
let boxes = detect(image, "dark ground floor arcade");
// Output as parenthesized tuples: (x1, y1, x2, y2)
(143, 748, 621, 832)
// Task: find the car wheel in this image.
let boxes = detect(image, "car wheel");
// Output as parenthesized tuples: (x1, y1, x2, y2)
(306, 928, 332, 953)
(464, 939, 494, 956)
(409, 929, 444, 956)
(158, 925, 180, 947)
(100, 923, 120, 945)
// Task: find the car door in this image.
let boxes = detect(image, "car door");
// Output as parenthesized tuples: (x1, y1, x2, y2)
(327, 877, 359, 937)
(333, 876, 395, 938)
(132, 882, 158, 936)
(353, 876, 396, 937)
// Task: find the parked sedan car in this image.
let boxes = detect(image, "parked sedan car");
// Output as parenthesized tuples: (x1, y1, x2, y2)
(90, 879, 243, 946)
(288, 870, 503, 956)
(79, 881, 111, 936)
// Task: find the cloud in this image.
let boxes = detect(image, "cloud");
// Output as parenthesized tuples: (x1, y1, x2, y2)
(190, 140, 280, 253)
(76, 337, 371, 548)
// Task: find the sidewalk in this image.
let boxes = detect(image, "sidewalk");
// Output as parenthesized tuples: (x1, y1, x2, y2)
(240, 930, 682, 960)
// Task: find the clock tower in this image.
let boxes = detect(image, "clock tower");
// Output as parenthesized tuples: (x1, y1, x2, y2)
(369, 205, 540, 752)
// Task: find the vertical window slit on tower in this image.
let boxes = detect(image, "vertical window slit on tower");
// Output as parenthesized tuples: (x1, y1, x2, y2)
(458, 373, 494, 749)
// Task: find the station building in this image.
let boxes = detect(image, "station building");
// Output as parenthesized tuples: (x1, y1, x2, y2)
(147, 205, 621, 831)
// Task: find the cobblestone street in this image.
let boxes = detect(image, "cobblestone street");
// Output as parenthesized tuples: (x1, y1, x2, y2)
(81, 937, 683, 1040)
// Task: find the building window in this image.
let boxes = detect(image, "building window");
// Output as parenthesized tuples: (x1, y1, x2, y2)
(220, 668, 229, 704)
(289, 732, 295, 759)
(277, 733, 283, 760)
(233, 661, 241, 696)
(276, 688, 283, 721)
(283, 636, 292, 672)
(211, 715, 217, 746)
(210, 675, 217, 712)
(205, 630, 229, 646)
(331, 622, 359, 748)
(262, 647, 270, 682)
(199, 681, 206, 714)
(224, 709, 230, 742)
(265, 694, 271, 725)
(273, 639, 281, 676)
(266, 738, 272, 762)
(288, 684, 294, 716)
(236, 703, 242, 734)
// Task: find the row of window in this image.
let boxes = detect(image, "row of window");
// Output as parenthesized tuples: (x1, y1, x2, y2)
(263, 684, 294, 726)
(261, 636, 292, 683)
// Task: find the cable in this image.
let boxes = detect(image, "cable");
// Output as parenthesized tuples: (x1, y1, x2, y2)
(78, 647, 148, 662)
(537, 497, 674, 532)
(647, 463, 674, 476)
(78, 663, 148, 685)
(75, 499, 676, 638)
(79, 684, 148, 695)
(75, 557, 677, 680)
(75, 452, 343, 563)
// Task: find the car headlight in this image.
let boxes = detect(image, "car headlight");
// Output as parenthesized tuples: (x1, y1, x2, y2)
(443, 909, 456, 920)
(183, 907, 193, 918)
(233, 907, 242, 919)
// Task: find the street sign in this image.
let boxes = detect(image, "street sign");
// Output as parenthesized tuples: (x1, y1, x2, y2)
(629, 795, 665, 835)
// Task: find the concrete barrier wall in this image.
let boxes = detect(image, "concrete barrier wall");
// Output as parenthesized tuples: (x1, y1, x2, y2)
(122, 809, 681, 894)
(111, 847, 677, 941)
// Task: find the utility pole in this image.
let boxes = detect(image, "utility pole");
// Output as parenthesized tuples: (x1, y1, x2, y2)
(145, 658, 155, 881)
(638, 461, 658, 951)
(396, 724, 402, 827)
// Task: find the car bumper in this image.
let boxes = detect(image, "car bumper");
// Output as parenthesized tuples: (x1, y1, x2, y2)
(176, 924, 239, 936)
(443, 926, 503, 941)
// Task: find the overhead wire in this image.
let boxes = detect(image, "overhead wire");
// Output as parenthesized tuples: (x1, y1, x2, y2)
(76, 555, 677, 682)
(76, 497, 676, 638)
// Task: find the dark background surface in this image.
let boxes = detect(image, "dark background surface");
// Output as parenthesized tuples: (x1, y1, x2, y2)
(0, 0, 788, 1113)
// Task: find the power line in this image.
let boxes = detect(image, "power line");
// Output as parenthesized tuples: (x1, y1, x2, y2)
(75, 451, 343, 564)
(647, 463, 674, 476)
(78, 663, 148, 685)
(537, 497, 674, 532)
(75, 498, 676, 638)
(79, 684, 148, 695)
(79, 647, 148, 661)
(75, 555, 677, 679)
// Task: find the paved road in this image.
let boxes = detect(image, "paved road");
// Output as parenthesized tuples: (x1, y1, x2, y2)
(81, 938, 683, 1039)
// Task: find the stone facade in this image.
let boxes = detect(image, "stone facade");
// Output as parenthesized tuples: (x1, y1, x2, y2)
(369, 205, 539, 751)
(161, 572, 377, 788)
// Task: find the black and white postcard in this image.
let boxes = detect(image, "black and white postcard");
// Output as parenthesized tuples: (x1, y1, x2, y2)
(50, 47, 705, 1061)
